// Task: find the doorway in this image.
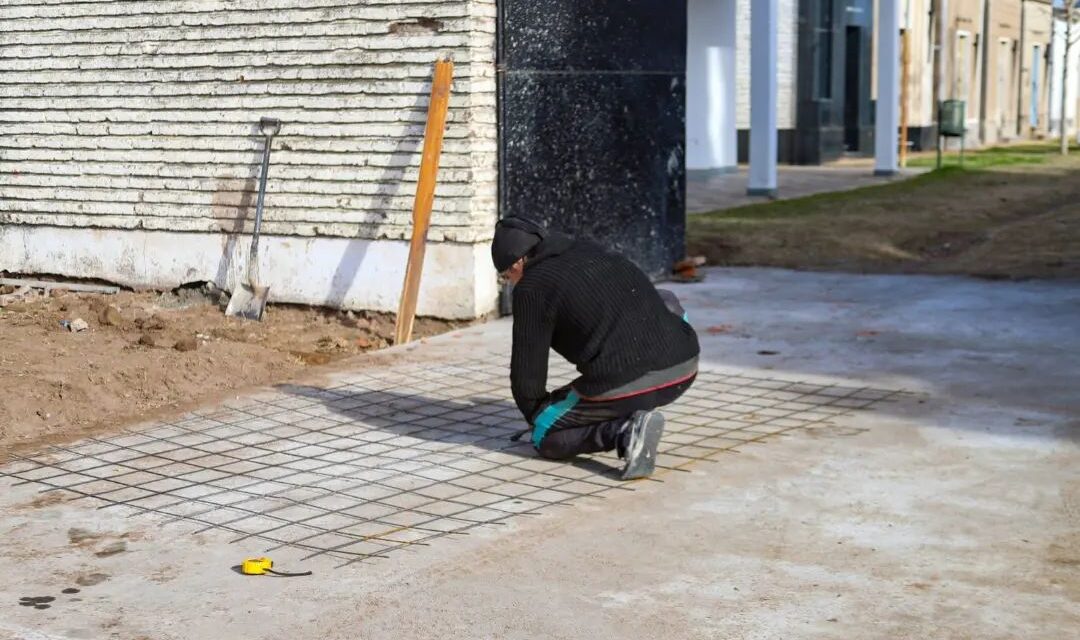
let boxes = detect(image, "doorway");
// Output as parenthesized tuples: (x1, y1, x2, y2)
(844, 25, 862, 151)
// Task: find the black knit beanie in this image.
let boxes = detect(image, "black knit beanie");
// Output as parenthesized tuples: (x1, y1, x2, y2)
(491, 217, 546, 272)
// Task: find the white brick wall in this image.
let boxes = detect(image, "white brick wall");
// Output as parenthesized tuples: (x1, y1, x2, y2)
(735, 0, 798, 130)
(0, 0, 498, 244)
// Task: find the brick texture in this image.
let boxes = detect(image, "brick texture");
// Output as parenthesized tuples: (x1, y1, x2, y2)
(735, 0, 798, 130)
(0, 0, 498, 243)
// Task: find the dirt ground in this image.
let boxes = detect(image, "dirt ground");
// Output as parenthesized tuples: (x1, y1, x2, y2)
(688, 151, 1080, 279)
(0, 283, 464, 457)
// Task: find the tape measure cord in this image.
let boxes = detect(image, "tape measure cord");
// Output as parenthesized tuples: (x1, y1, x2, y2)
(266, 569, 313, 577)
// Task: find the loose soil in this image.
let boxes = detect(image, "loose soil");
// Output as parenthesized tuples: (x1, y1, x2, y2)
(0, 284, 465, 457)
(688, 152, 1080, 279)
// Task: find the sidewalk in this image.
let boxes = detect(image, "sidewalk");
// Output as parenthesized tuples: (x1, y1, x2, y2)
(687, 163, 926, 213)
(1, 268, 1077, 639)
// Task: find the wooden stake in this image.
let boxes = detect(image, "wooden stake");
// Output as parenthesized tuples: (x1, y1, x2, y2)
(900, 28, 911, 167)
(394, 59, 453, 345)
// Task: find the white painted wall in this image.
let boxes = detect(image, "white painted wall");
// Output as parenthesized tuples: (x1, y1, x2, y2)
(0, 0, 498, 317)
(687, 0, 737, 171)
(1049, 13, 1080, 136)
(736, 0, 798, 131)
(0, 225, 496, 319)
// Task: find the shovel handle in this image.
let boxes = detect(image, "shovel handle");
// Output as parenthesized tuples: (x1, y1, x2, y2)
(249, 118, 281, 285)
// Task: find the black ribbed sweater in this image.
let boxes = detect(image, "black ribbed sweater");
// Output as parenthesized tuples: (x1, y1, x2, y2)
(510, 232, 700, 422)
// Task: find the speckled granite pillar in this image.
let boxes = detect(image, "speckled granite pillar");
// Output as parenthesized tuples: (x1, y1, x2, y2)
(497, 0, 687, 278)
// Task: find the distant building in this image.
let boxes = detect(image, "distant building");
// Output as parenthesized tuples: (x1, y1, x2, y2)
(686, 0, 1080, 171)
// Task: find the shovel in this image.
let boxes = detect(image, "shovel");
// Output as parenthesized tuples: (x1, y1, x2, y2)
(227, 117, 281, 321)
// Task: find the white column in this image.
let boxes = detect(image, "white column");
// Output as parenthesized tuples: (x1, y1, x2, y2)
(687, 0, 738, 172)
(875, 0, 901, 176)
(748, 0, 778, 196)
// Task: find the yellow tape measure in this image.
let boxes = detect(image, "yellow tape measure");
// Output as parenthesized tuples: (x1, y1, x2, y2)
(240, 557, 311, 577)
(241, 557, 274, 575)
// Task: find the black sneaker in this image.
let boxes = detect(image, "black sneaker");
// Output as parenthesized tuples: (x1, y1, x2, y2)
(619, 410, 665, 480)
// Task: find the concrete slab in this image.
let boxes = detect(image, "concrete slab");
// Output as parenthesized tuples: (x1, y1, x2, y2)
(1, 268, 1077, 639)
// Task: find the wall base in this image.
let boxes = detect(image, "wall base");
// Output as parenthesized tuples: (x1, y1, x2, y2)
(0, 226, 498, 320)
(906, 125, 938, 152)
(737, 129, 797, 164)
(747, 187, 778, 197)
(686, 166, 739, 182)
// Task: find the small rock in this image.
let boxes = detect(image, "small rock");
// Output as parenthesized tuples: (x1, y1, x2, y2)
(136, 315, 166, 331)
(346, 310, 357, 321)
(75, 573, 109, 587)
(291, 351, 331, 366)
(67, 527, 97, 544)
(137, 333, 156, 347)
(316, 336, 350, 351)
(49, 288, 68, 298)
(95, 541, 127, 557)
(173, 336, 198, 352)
(36, 409, 51, 420)
(98, 305, 123, 326)
(355, 337, 372, 349)
(705, 324, 735, 335)
(69, 318, 89, 332)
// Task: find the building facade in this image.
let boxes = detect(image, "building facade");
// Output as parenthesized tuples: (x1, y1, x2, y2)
(687, 0, 1080, 169)
(0, 1, 689, 318)
(0, 0, 500, 319)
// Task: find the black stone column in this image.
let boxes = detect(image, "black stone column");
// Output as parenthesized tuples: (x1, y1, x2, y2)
(795, 0, 874, 164)
(497, 0, 687, 278)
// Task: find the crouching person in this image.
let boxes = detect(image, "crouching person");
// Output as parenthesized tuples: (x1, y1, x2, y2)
(492, 217, 700, 479)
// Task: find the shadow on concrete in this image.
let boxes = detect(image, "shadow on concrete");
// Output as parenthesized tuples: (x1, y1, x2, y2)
(275, 383, 623, 479)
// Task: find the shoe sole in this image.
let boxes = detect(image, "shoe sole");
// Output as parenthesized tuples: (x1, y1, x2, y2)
(621, 411, 665, 480)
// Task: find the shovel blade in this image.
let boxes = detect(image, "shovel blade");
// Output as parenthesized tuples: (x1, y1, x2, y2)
(225, 284, 270, 321)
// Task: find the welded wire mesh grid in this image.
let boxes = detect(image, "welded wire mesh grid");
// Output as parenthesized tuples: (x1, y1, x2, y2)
(1, 355, 904, 565)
